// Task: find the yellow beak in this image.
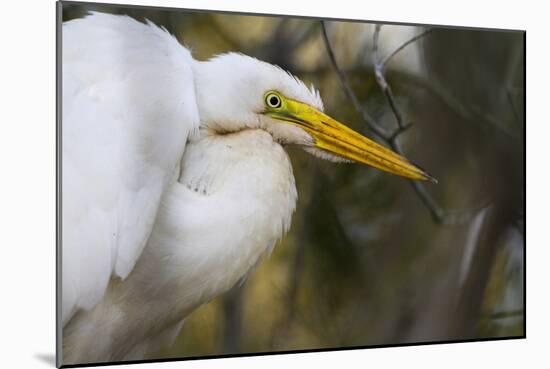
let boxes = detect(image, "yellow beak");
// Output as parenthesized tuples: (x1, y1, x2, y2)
(268, 98, 436, 183)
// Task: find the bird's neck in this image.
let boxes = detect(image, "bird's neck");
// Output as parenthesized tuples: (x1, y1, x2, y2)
(179, 129, 294, 199)
(154, 128, 298, 314)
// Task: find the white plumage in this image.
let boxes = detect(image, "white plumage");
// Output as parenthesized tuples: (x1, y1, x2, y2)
(62, 11, 199, 322)
(62, 12, 433, 364)
(62, 13, 312, 363)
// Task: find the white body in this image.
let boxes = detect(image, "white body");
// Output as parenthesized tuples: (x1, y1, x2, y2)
(64, 130, 296, 362)
(61, 13, 317, 364)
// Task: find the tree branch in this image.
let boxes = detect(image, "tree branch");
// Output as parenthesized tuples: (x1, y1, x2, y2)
(381, 28, 433, 70)
(321, 21, 489, 225)
(321, 21, 389, 141)
(374, 24, 420, 130)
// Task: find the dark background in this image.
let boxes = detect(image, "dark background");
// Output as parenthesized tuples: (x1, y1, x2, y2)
(63, 2, 525, 360)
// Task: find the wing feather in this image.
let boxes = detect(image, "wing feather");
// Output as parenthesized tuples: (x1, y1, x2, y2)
(61, 12, 199, 324)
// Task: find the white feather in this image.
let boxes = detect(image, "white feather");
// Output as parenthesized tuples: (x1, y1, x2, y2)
(63, 129, 297, 363)
(62, 12, 199, 325)
(62, 12, 326, 364)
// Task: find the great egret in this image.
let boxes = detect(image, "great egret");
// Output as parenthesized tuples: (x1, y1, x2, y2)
(61, 12, 435, 364)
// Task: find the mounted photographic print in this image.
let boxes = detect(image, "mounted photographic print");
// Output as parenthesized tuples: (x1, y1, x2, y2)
(57, 1, 525, 367)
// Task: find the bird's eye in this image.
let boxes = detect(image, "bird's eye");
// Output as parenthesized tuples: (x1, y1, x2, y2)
(265, 92, 282, 109)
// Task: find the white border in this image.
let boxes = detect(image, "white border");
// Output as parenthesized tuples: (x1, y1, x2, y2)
(1, 0, 546, 368)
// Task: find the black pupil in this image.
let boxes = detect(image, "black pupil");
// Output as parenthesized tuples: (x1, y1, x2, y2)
(269, 96, 279, 106)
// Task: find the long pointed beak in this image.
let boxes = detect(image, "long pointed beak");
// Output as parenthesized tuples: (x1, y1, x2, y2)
(269, 99, 437, 183)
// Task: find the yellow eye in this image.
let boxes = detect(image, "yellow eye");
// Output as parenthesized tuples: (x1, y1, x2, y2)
(265, 92, 282, 109)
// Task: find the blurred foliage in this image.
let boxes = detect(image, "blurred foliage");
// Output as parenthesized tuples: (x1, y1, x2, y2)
(63, 2, 525, 359)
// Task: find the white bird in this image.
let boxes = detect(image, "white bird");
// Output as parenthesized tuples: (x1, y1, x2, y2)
(61, 12, 434, 365)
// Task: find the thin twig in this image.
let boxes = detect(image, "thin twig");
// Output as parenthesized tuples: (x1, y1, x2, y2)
(372, 25, 382, 77)
(381, 28, 433, 70)
(393, 132, 490, 224)
(297, 65, 520, 143)
(321, 21, 389, 141)
(398, 72, 520, 142)
(470, 103, 519, 140)
(389, 123, 414, 143)
(373, 25, 405, 129)
(374, 25, 491, 224)
(321, 22, 490, 225)
(409, 180, 444, 222)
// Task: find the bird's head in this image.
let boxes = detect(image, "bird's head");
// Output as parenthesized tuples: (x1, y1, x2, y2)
(193, 53, 435, 182)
